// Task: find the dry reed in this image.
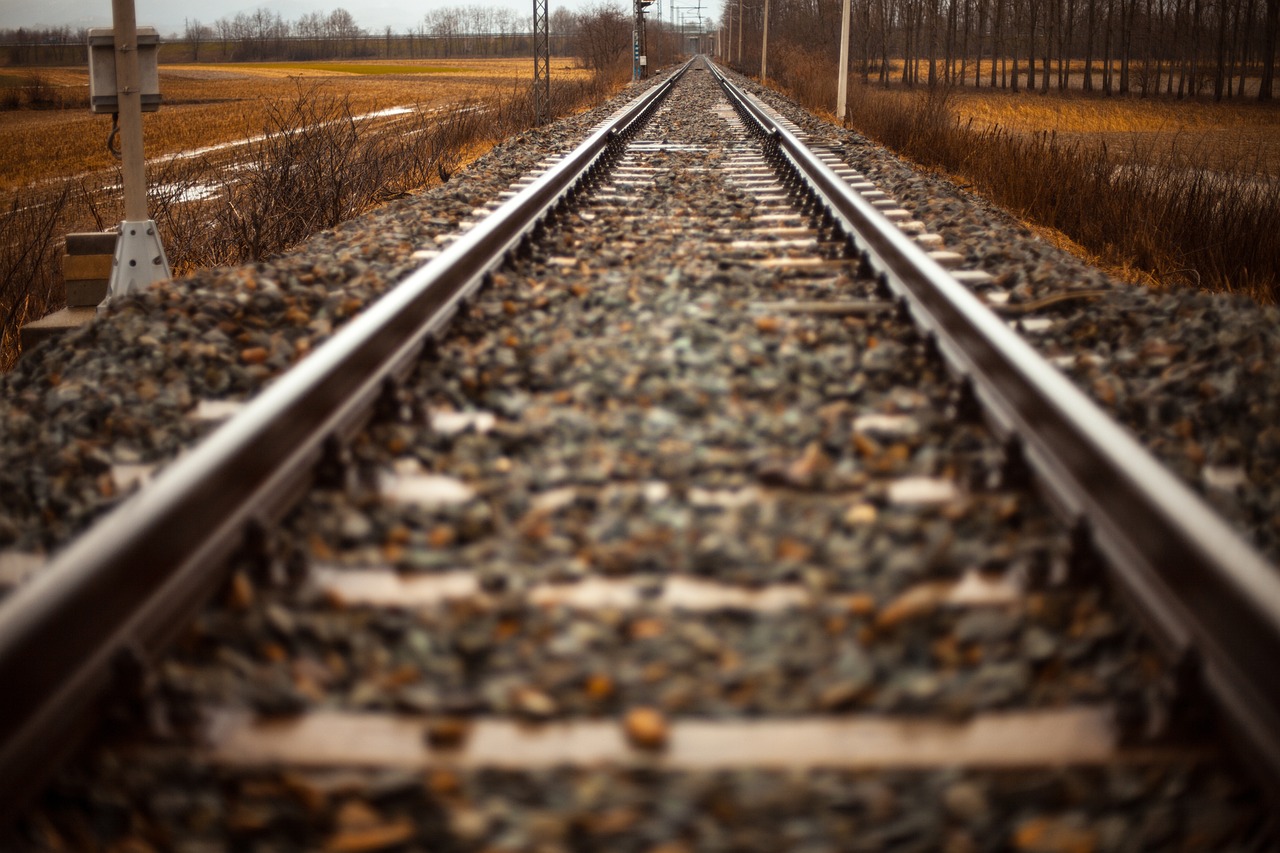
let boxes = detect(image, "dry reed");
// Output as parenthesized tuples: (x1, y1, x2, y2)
(764, 46, 1280, 302)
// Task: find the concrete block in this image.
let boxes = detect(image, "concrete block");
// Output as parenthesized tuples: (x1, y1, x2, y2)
(63, 253, 113, 281)
(65, 232, 118, 255)
(20, 307, 95, 354)
(65, 278, 108, 307)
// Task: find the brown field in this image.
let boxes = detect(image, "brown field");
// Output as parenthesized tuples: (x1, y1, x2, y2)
(0, 58, 606, 370)
(0, 59, 592, 192)
(943, 88, 1280, 174)
(838, 79, 1280, 298)
(821, 72, 1280, 175)
(762, 43, 1280, 300)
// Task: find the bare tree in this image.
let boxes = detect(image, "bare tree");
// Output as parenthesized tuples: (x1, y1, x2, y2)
(572, 2, 632, 83)
(184, 18, 208, 62)
(1263, 0, 1279, 98)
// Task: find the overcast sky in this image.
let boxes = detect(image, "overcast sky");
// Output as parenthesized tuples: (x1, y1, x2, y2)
(1, 0, 566, 36)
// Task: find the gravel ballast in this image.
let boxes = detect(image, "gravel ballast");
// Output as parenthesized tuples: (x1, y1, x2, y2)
(2, 62, 1275, 849)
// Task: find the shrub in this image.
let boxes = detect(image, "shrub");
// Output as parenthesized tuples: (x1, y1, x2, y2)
(0, 186, 69, 370)
(772, 46, 1280, 302)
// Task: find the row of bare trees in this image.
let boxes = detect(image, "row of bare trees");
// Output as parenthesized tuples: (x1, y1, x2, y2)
(184, 6, 543, 61)
(2, 3, 684, 80)
(723, 0, 1280, 99)
(0, 26, 84, 64)
(3, 6, 580, 65)
(183, 3, 667, 64)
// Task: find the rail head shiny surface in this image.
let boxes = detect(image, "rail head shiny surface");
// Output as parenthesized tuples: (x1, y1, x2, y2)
(0, 59, 693, 821)
(707, 61, 1280, 797)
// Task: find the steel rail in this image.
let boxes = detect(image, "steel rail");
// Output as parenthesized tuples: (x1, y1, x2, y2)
(0, 59, 693, 822)
(709, 62, 1280, 797)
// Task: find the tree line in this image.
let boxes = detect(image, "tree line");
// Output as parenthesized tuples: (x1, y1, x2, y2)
(181, 6, 548, 61)
(722, 0, 1280, 99)
(0, 3, 678, 80)
(0, 7, 581, 64)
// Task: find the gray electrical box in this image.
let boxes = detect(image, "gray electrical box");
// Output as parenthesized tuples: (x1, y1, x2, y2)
(87, 27, 161, 114)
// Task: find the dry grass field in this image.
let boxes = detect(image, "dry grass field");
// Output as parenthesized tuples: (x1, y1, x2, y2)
(0, 58, 604, 369)
(837, 80, 1280, 299)
(764, 45, 1280, 300)
(829, 57, 1280, 174)
(944, 89, 1280, 175)
(0, 59, 592, 191)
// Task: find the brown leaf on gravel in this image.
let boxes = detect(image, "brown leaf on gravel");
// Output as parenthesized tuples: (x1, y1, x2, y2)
(629, 617, 666, 640)
(585, 673, 616, 701)
(852, 432, 881, 458)
(875, 581, 953, 629)
(623, 706, 669, 751)
(775, 537, 812, 562)
(324, 817, 416, 852)
(754, 315, 781, 334)
(846, 593, 877, 616)
(1012, 816, 1098, 853)
(427, 525, 457, 548)
(226, 569, 254, 610)
(587, 806, 642, 835)
(1185, 440, 1206, 466)
(1090, 377, 1116, 406)
(309, 533, 335, 561)
(281, 772, 329, 813)
(335, 799, 381, 829)
(786, 441, 830, 484)
(240, 346, 269, 364)
(425, 716, 471, 749)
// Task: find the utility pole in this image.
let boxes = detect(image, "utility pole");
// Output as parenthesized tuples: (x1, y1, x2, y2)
(736, 0, 743, 63)
(725, 5, 731, 62)
(532, 0, 550, 122)
(633, 0, 642, 79)
(105, 0, 169, 300)
(695, 0, 703, 54)
(634, 0, 653, 79)
(836, 0, 851, 121)
(760, 0, 770, 83)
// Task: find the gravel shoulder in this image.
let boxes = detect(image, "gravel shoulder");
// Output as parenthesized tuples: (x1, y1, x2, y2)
(5, 61, 1272, 852)
(3, 66, 1275, 578)
(722, 66, 1280, 562)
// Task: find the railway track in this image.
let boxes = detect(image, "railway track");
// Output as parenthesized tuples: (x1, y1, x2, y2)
(3, 57, 1277, 848)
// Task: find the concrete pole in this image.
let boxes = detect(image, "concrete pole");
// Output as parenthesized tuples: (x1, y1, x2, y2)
(736, 0, 743, 62)
(836, 0, 851, 122)
(725, 8, 731, 62)
(111, 0, 147, 222)
(633, 0, 641, 81)
(106, 0, 171, 301)
(760, 0, 769, 83)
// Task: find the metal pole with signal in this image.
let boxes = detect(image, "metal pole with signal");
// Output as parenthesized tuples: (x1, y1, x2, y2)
(104, 0, 169, 300)
(633, 0, 652, 79)
(836, 0, 851, 122)
(638, 0, 653, 77)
